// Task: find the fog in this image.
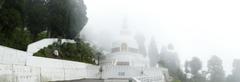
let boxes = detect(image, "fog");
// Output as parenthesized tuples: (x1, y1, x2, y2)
(81, 0, 240, 75)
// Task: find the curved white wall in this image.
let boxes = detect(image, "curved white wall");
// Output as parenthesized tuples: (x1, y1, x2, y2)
(27, 38, 75, 54)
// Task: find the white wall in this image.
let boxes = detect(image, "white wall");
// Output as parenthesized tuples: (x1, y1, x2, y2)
(0, 46, 31, 65)
(0, 64, 41, 82)
(27, 38, 75, 54)
(27, 56, 100, 81)
(0, 45, 99, 82)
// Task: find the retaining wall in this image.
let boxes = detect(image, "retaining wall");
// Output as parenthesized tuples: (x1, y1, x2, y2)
(0, 45, 99, 82)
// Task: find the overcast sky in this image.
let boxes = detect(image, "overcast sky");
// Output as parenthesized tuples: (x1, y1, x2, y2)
(82, 0, 240, 75)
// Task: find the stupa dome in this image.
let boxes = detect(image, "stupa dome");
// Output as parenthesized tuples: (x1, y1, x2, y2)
(101, 27, 149, 67)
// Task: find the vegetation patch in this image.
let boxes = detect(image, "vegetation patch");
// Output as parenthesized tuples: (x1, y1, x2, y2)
(34, 40, 100, 64)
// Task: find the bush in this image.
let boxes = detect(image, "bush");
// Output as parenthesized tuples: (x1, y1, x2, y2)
(34, 40, 98, 64)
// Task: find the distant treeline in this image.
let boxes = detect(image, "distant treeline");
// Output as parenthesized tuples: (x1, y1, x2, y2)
(146, 36, 239, 82)
(179, 55, 240, 82)
(0, 0, 88, 50)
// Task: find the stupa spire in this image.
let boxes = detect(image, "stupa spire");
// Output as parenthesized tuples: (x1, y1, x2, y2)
(122, 15, 128, 29)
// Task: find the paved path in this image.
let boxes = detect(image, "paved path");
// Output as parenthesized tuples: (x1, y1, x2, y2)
(50, 79, 104, 82)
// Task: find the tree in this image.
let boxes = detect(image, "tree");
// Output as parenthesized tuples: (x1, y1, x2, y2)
(189, 57, 202, 76)
(185, 61, 190, 74)
(0, 0, 88, 50)
(25, 0, 48, 39)
(0, 28, 32, 50)
(159, 44, 184, 82)
(159, 46, 168, 67)
(0, 0, 24, 34)
(164, 44, 180, 73)
(187, 57, 205, 82)
(230, 59, 240, 82)
(47, 0, 69, 38)
(148, 37, 159, 67)
(0, 8, 22, 33)
(47, 0, 87, 39)
(135, 33, 147, 56)
(207, 55, 225, 82)
(0, 0, 5, 8)
(226, 75, 234, 82)
(67, 0, 88, 39)
(0, 0, 32, 50)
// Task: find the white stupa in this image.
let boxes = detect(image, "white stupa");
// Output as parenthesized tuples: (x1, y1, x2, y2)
(97, 18, 169, 82)
(100, 27, 149, 67)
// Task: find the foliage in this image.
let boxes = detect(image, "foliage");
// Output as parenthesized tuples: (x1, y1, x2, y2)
(47, 0, 87, 39)
(35, 31, 48, 41)
(159, 44, 185, 82)
(185, 57, 205, 82)
(0, 8, 22, 33)
(25, 0, 48, 38)
(0, 28, 32, 50)
(189, 57, 202, 75)
(34, 40, 98, 64)
(134, 33, 147, 56)
(226, 75, 234, 82)
(226, 59, 240, 82)
(0, 0, 27, 50)
(148, 37, 159, 67)
(232, 59, 240, 82)
(207, 55, 225, 82)
(160, 44, 180, 73)
(185, 61, 190, 74)
(0, 0, 88, 50)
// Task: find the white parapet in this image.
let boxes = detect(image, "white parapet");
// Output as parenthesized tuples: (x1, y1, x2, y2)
(0, 45, 31, 65)
(27, 38, 75, 54)
(0, 45, 100, 82)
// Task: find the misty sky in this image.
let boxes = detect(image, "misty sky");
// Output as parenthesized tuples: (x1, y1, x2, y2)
(81, 0, 240, 75)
